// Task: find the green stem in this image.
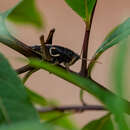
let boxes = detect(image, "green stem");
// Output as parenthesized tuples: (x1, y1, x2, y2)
(29, 59, 130, 115)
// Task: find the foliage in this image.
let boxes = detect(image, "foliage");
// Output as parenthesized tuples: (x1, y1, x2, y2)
(0, 0, 130, 129)
(65, 0, 97, 28)
(82, 113, 114, 130)
(7, 0, 43, 28)
(0, 53, 39, 123)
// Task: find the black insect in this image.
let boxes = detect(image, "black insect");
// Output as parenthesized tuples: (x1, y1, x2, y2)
(31, 29, 80, 70)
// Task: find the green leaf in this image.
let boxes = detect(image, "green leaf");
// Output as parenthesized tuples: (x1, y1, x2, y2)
(0, 53, 39, 123)
(40, 111, 78, 130)
(26, 87, 78, 129)
(26, 88, 62, 107)
(96, 18, 130, 54)
(112, 40, 128, 97)
(65, 0, 97, 26)
(88, 18, 130, 76)
(26, 88, 48, 106)
(0, 13, 10, 36)
(111, 40, 129, 130)
(28, 58, 130, 115)
(82, 113, 114, 130)
(0, 12, 41, 58)
(0, 121, 53, 130)
(7, 0, 43, 28)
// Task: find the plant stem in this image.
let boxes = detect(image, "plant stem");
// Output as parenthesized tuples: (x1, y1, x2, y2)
(80, 1, 97, 77)
(16, 64, 34, 74)
(80, 27, 90, 77)
(22, 68, 39, 83)
(37, 105, 106, 113)
(0, 34, 41, 58)
(80, 1, 97, 105)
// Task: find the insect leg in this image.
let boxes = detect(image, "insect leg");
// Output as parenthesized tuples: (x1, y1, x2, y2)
(64, 63, 70, 71)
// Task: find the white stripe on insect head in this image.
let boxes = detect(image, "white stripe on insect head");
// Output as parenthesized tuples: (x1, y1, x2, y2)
(49, 47, 60, 57)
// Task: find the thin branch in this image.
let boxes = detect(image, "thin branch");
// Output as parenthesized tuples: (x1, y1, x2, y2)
(0, 34, 41, 58)
(37, 105, 106, 113)
(22, 68, 39, 83)
(80, 1, 97, 77)
(80, 28, 90, 77)
(16, 64, 34, 74)
(80, 1, 98, 105)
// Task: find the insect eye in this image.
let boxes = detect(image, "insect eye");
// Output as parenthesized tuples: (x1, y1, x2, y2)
(49, 47, 60, 57)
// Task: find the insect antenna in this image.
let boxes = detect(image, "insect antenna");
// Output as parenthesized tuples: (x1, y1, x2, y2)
(79, 57, 102, 64)
(79, 47, 102, 64)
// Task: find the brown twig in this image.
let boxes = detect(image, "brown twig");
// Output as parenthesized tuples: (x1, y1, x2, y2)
(80, 28, 90, 77)
(16, 64, 34, 74)
(80, 1, 97, 77)
(80, 1, 98, 105)
(0, 34, 41, 59)
(37, 105, 106, 113)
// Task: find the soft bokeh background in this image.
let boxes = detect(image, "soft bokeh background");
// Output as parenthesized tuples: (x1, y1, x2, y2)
(0, 0, 130, 127)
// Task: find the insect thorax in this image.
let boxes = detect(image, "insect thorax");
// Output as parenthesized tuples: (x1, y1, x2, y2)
(31, 44, 80, 67)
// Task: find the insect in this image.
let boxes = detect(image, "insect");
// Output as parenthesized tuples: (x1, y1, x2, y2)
(31, 29, 80, 70)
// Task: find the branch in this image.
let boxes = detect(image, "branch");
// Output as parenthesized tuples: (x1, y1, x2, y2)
(0, 34, 41, 58)
(80, 28, 90, 77)
(16, 64, 34, 74)
(29, 59, 130, 115)
(37, 105, 106, 113)
(80, 1, 97, 77)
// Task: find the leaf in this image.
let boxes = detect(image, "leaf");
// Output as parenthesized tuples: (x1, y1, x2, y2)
(0, 12, 41, 58)
(0, 53, 39, 123)
(0, 121, 53, 130)
(88, 18, 130, 76)
(65, 0, 97, 26)
(26, 88, 78, 129)
(96, 18, 130, 54)
(0, 13, 10, 36)
(7, 0, 43, 28)
(111, 40, 129, 130)
(112, 40, 128, 97)
(28, 58, 130, 115)
(26, 88, 63, 107)
(26, 88, 48, 106)
(82, 113, 114, 130)
(40, 111, 78, 130)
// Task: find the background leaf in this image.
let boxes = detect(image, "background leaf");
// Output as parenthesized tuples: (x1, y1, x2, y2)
(0, 53, 39, 123)
(26, 88, 48, 106)
(26, 88, 78, 129)
(88, 18, 130, 76)
(64, 0, 97, 26)
(0, 121, 53, 130)
(96, 18, 130, 54)
(40, 111, 78, 130)
(111, 40, 129, 130)
(82, 113, 114, 130)
(0, 12, 41, 58)
(7, 0, 43, 28)
(0, 13, 10, 36)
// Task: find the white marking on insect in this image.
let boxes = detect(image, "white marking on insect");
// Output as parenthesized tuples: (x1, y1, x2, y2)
(49, 47, 60, 57)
